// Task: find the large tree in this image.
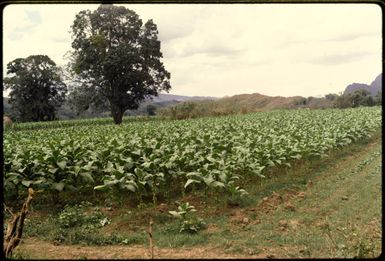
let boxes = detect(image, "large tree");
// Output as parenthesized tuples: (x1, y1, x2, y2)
(66, 80, 110, 116)
(3, 55, 67, 122)
(69, 4, 171, 124)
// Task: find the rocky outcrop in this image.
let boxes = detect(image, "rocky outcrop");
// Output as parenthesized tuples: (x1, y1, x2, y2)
(369, 73, 382, 96)
(344, 83, 371, 95)
(344, 74, 382, 96)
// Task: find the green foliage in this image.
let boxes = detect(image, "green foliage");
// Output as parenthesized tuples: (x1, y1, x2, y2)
(325, 93, 339, 101)
(23, 210, 143, 246)
(374, 91, 382, 105)
(334, 95, 352, 109)
(349, 89, 372, 108)
(146, 104, 157, 116)
(169, 202, 206, 233)
(58, 205, 84, 228)
(334, 89, 379, 108)
(63, 228, 135, 246)
(3, 98, 18, 120)
(66, 85, 110, 116)
(3, 115, 161, 132)
(3, 55, 67, 122)
(3, 107, 381, 205)
(225, 180, 248, 206)
(69, 4, 171, 124)
(58, 202, 110, 229)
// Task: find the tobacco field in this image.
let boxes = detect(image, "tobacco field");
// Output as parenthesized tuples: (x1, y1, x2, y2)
(3, 107, 381, 204)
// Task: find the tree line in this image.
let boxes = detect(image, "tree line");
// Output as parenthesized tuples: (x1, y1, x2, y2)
(3, 4, 170, 124)
(332, 90, 381, 108)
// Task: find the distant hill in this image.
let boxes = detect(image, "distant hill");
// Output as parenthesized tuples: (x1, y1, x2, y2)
(151, 93, 218, 103)
(369, 74, 382, 95)
(344, 83, 371, 95)
(344, 74, 382, 96)
(158, 92, 336, 119)
(219, 93, 302, 110)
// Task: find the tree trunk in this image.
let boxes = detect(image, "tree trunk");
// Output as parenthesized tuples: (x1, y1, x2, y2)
(4, 188, 34, 258)
(111, 103, 124, 124)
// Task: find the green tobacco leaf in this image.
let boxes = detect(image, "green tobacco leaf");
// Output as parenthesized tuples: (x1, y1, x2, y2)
(291, 154, 302, 159)
(57, 161, 67, 170)
(65, 184, 77, 191)
(3, 107, 381, 199)
(267, 160, 275, 166)
(48, 168, 58, 174)
(211, 181, 225, 188)
(21, 180, 33, 187)
(52, 182, 65, 191)
(32, 179, 44, 184)
(123, 183, 137, 192)
(123, 158, 134, 169)
(82, 161, 94, 171)
(206, 156, 216, 163)
(94, 185, 109, 191)
(104, 161, 115, 173)
(184, 179, 200, 189)
(104, 180, 121, 186)
(17, 167, 27, 173)
(79, 172, 94, 183)
(142, 161, 153, 169)
(186, 172, 201, 178)
(168, 211, 182, 219)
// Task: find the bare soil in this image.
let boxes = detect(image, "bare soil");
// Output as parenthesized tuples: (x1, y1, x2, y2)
(17, 237, 268, 259)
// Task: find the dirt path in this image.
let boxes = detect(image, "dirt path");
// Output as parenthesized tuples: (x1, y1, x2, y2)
(17, 238, 264, 259)
(15, 137, 382, 259)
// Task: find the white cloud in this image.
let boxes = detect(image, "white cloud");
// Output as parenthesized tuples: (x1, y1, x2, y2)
(3, 3, 382, 98)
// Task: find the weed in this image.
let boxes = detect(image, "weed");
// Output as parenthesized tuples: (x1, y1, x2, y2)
(169, 202, 206, 233)
(58, 203, 110, 229)
(58, 205, 84, 228)
(65, 228, 144, 246)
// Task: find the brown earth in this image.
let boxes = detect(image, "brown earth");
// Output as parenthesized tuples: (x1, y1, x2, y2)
(17, 237, 268, 259)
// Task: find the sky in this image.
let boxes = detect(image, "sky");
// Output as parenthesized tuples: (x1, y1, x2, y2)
(2, 3, 382, 98)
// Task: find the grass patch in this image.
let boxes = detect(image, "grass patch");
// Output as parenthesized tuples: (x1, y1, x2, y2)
(22, 203, 146, 246)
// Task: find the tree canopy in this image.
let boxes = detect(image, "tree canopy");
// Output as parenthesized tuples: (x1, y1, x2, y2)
(3, 55, 67, 122)
(68, 4, 171, 124)
(334, 89, 378, 108)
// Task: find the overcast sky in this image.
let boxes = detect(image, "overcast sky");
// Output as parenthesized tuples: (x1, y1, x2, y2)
(2, 3, 382, 98)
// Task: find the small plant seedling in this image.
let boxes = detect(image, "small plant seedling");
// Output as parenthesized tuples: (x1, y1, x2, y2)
(169, 202, 206, 233)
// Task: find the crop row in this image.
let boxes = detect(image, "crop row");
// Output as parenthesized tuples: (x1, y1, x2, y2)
(3, 107, 381, 203)
(3, 115, 162, 132)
